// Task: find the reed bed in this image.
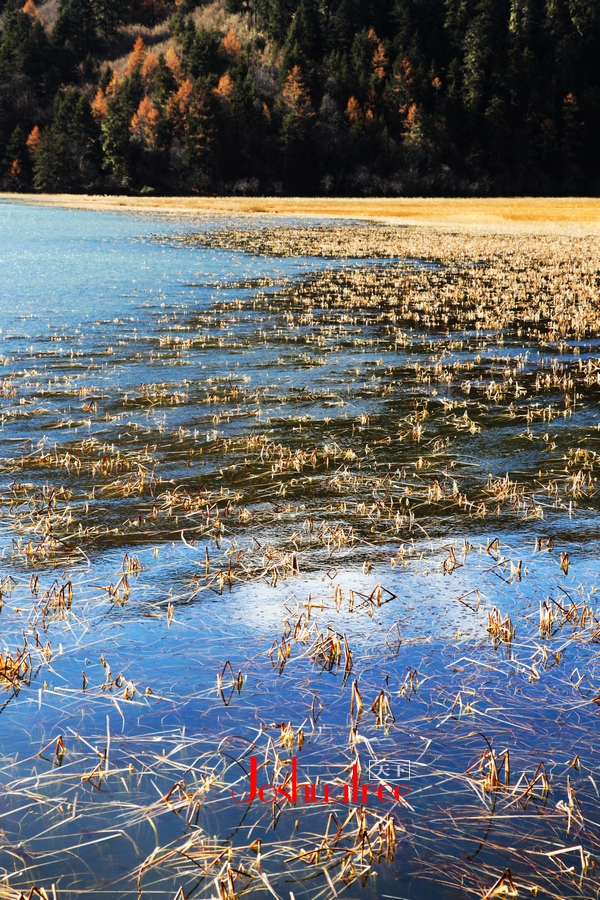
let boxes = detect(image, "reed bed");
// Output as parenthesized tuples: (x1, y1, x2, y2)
(1, 218, 600, 899)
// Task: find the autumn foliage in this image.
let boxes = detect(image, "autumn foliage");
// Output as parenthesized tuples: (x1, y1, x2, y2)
(222, 29, 240, 60)
(0, 0, 598, 194)
(22, 0, 38, 21)
(91, 88, 108, 121)
(125, 37, 146, 75)
(131, 96, 160, 145)
(26, 126, 42, 155)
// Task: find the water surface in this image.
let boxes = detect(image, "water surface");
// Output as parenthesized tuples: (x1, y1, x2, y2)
(1, 202, 599, 900)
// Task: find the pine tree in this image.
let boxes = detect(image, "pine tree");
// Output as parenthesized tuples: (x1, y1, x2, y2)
(2, 125, 29, 189)
(33, 129, 70, 191)
(93, 0, 126, 39)
(101, 71, 144, 187)
(281, 0, 322, 72)
(280, 65, 316, 191)
(52, 0, 97, 64)
(186, 27, 224, 79)
(153, 55, 179, 108)
(33, 89, 101, 191)
(0, 9, 53, 90)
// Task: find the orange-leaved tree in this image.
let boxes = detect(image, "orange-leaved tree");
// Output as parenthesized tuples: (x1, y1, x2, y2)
(281, 65, 312, 117)
(222, 29, 241, 60)
(345, 96, 363, 123)
(164, 46, 183, 82)
(26, 125, 42, 156)
(125, 37, 146, 76)
(131, 95, 160, 146)
(22, 0, 38, 20)
(214, 72, 234, 102)
(91, 88, 108, 121)
(167, 78, 215, 170)
(141, 52, 160, 86)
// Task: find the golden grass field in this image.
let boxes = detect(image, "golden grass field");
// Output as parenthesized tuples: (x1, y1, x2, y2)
(3, 192, 600, 233)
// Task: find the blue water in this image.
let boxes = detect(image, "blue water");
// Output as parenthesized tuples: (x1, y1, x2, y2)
(1, 201, 600, 900)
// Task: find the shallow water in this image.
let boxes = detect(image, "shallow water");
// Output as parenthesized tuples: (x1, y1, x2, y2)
(1, 202, 600, 900)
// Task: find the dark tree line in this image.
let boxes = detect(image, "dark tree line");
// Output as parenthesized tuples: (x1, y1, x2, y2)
(1, 0, 599, 195)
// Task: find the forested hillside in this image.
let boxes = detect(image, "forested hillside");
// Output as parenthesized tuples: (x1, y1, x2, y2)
(0, 0, 599, 195)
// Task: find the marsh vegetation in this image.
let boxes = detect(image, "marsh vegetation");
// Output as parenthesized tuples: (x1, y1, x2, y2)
(2, 207, 600, 900)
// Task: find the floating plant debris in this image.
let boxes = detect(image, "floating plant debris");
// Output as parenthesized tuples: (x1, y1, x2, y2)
(1, 206, 600, 900)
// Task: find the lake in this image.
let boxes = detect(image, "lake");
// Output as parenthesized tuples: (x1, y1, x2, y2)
(1, 201, 600, 900)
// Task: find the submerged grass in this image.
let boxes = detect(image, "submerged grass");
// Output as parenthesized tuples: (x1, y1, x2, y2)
(2, 218, 600, 899)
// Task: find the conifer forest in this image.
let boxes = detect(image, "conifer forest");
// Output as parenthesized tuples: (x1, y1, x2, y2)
(0, 0, 599, 195)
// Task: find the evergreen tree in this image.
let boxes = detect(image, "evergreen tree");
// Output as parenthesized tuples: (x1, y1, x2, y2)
(0, 0, 598, 193)
(93, 0, 125, 39)
(0, 9, 53, 89)
(101, 71, 144, 188)
(52, 0, 97, 64)
(2, 125, 29, 189)
(281, 0, 322, 73)
(33, 89, 100, 191)
(280, 65, 316, 190)
(183, 25, 224, 79)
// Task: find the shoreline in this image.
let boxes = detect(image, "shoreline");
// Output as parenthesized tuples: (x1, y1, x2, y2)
(2, 192, 600, 233)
